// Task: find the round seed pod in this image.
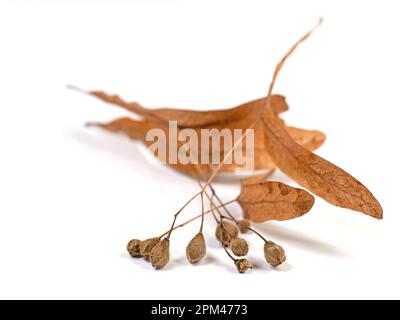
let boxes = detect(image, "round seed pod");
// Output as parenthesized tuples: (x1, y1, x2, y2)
(230, 238, 249, 257)
(150, 239, 170, 269)
(140, 237, 160, 260)
(264, 241, 286, 267)
(215, 221, 239, 247)
(127, 239, 142, 257)
(235, 258, 251, 273)
(186, 233, 206, 264)
(237, 220, 251, 233)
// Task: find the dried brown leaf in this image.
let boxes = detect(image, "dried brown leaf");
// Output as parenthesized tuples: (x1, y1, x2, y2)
(237, 179, 315, 222)
(89, 91, 288, 127)
(85, 89, 326, 175)
(285, 126, 326, 151)
(261, 108, 383, 219)
(88, 114, 325, 176)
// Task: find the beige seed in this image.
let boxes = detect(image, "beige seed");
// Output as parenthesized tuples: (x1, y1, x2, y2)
(150, 239, 170, 269)
(235, 258, 251, 273)
(237, 220, 251, 233)
(140, 237, 160, 260)
(215, 221, 239, 247)
(264, 241, 286, 267)
(127, 239, 142, 257)
(230, 238, 249, 256)
(186, 233, 206, 264)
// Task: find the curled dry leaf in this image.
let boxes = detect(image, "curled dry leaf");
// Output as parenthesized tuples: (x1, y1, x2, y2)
(261, 108, 383, 219)
(86, 92, 293, 175)
(86, 98, 325, 176)
(237, 179, 315, 222)
(89, 91, 288, 127)
(285, 125, 326, 151)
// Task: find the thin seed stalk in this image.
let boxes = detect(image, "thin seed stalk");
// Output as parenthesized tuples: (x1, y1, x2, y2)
(159, 199, 236, 238)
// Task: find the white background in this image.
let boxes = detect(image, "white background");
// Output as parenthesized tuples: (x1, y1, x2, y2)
(0, 0, 399, 299)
